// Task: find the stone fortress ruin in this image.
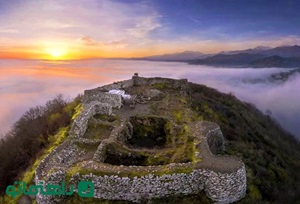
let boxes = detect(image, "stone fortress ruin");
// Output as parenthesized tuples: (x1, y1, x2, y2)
(35, 74, 246, 203)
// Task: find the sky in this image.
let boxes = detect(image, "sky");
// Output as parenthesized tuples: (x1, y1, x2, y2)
(1, 0, 300, 59)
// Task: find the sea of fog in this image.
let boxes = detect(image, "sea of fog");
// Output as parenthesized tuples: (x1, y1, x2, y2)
(0, 59, 299, 139)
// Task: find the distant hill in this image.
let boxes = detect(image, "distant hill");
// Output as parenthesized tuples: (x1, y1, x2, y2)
(260, 45, 300, 58)
(249, 56, 300, 68)
(189, 53, 266, 66)
(189, 46, 300, 67)
(136, 51, 210, 61)
(219, 45, 300, 57)
(219, 46, 272, 55)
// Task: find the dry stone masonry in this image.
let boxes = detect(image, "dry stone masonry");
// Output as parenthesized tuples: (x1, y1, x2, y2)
(34, 75, 246, 204)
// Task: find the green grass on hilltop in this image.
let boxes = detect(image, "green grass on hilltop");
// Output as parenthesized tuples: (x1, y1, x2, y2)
(189, 82, 300, 203)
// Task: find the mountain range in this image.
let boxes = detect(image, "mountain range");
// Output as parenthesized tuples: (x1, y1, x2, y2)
(136, 45, 300, 68)
(133, 51, 210, 61)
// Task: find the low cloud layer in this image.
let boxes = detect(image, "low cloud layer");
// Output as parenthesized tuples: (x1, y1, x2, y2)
(0, 60, 299, 139)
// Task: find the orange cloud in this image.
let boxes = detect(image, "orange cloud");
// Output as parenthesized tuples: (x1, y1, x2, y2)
(77, 36, 99, 46)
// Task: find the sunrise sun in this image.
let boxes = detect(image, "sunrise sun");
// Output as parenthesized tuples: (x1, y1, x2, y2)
(45, 47, 68, 59)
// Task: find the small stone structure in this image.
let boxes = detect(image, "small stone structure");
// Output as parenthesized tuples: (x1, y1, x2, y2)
(34, 75, 246, 204)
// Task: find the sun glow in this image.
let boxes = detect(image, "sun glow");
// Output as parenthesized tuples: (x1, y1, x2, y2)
(45, 47, 68, 59)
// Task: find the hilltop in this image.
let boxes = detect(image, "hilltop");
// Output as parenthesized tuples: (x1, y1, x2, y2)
(0, 75, 300, 204)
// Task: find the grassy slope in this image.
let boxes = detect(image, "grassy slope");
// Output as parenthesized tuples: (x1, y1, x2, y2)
(189, 82, 300, 203)
(0, 98, 82, 204)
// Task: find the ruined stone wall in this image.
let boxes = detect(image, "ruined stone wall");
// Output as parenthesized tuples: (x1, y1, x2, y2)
(35, 170, 66, 204)
(69, 101, 112, 139)
(83, 92, 122, 108)
(34, 141, 82, 204)
(35, 142, 68, 182)
(67, 163, 246, 203)
(92, 120, 132, 163)
(35, 155, 246, 204)
(95, 79, 134, 92)
(35, 120, 246, 204)
(34, 76, 246, 204)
